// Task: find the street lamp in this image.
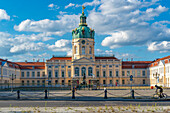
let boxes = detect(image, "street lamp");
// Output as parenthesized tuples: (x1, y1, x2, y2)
(9, 74, 16, 92)
(153, 72, 160, 85)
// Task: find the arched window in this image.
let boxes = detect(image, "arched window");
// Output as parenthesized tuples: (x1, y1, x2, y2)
(75, 67, 79, 76)
(88, 67, 93, 76)
(89, 46, 92, 54)
(82, 46, 85, 55)
(81, 67, 86, 76)
(75, 46, 77, 54)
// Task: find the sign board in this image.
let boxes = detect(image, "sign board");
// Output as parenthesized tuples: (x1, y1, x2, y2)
(130, 78, 133, 81)
(130, 75, 133, 81)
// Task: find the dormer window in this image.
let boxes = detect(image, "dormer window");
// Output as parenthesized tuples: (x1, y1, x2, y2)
(89, 46, 92, 54)
(82, 46, 85, 55)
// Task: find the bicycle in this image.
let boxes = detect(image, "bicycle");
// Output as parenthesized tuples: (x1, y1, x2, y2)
(153, 91, 167, 99)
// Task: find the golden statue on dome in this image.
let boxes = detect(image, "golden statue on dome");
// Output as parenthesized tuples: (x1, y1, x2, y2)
(82, 5, 86, 14)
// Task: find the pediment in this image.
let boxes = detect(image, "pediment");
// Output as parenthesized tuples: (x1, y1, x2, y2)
(158, 60, 165, 66)
(2, 61, 8, 67)
(73, 57, 93, 63)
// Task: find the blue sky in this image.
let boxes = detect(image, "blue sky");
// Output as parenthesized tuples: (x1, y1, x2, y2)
(0, 0, 169, 62)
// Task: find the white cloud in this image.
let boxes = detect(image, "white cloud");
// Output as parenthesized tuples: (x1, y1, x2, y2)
(48, 39, 72, 52)
(148, 41, 170, 53)
(65, 3, 75, 9)
(48, 3, 60, 10)
(10, 42, 46, 53)
(14, 14, 80, 35)
(83, 0, 101, 6)
(0, 9, 10, 20)
(86, 0, 169, 52)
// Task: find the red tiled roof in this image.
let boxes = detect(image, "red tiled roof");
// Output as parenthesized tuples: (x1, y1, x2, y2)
(49, 57, 72, 61)
(122, 61, 152, 69)
(122, 61, 153, 64)
(20, 66, 45, 70)
(150, 55, 170, 67)
(15, 62, 45, 66)
(95, 57, 119, 60)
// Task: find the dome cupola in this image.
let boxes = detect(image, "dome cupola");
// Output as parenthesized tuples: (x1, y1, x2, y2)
(72, 6, 95, 39)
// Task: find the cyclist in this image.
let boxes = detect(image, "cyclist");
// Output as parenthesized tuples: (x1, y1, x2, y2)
(155, 85, 163, 98)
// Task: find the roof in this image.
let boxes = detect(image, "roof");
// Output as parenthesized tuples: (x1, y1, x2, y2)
(95, 57, 119, 60)
(122, 61, 152, 69)
(20, 66, 45, 70)
(150, 55, 170, 67)
(48, 57, 72, 61)
(15, 62, 45, 66)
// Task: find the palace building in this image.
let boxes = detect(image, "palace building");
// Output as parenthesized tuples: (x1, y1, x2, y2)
(0, 8, 170, 88)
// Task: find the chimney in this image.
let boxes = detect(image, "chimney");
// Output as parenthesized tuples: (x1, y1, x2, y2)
(33, 59, 35, 62)
(43, 58, 45, 62)
(131, 58, 133, 61)
(25, 60, 27, 63)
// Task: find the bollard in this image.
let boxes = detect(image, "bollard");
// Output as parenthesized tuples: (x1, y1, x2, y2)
(17, 90, 20, 99)
(104, 88, 107, 99)
(44, 89, 48, 99)
(131, 89, 135, 99)
(72, 88, 75, 99)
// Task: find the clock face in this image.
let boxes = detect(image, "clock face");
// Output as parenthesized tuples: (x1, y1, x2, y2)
(82, 40, 85, 44)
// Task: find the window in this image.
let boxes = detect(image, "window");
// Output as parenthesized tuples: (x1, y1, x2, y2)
(68, 80, 71, 85)
(62, 71, 65, 78)
(103, 80, 106, 85)
(75, 46, 77, 54)
(88, 67, 93, 76)
(32, 72, 35, 77)
(55, 80, 58, 85)
(68, 71, 71, 77)
(62, 80, 65, 85)
(127, 71, 130, 76)
(122, 80, 125, 85)
(103, 70, 106, 77)
(61, 66, 65, 68)
(143, 79, 145, 84)
(142, 71, 145, 76)
(122, 71, 125, 76)
(27, 72, 30, 77)
(116, 65, 119, 67)
(37, 72, 40, 77)
(27, 80, 29, 86)
(32, 80, 35, 86)
(22, 80, 24, 86)
(137, 70, 140, 76)
(109, 65, 112, 68)
(22, 72, 24, 77)
(103, 65, 106, 68)
(75, 67, 79, 76)
(132, 70, 135, 77)
(42, 72, 45, 77)
(55, 71, 58, 78)
(109, 71, 112, 77)
(48, 66, 51, 68)
(81, 67, 86, 76)
(116, 70, 119, 77)
(48, 71, 52, 78)
(82, 46, 85, 55)
(55, 66, 58, 68)
(96, 71, 99, 77)
(110, 80, 112, 85)
(96, 65, 99, 68)
(42, 80, 45, 86)
(68, 66, 71, 68)
(37, 80, 40, 86)
(89, 46, 92, 54)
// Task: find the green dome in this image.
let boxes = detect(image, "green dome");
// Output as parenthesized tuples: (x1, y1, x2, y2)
(72, 13, 95, 39)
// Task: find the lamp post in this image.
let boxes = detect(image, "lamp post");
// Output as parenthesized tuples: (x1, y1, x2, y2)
(153, 72, 160, 85)
(9, 74, 16, 92)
